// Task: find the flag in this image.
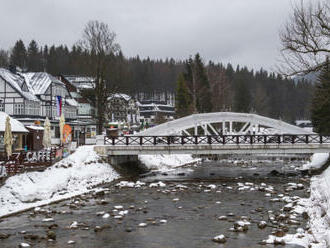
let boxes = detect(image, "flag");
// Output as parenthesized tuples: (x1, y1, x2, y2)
(56, 96, 62, 116)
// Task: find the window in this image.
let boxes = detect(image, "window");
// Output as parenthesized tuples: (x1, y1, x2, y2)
(0, 103, 4, 112)
(26, 102, 40, 116)
(46, 106, 51, 117)
(14, 104, 24, 115)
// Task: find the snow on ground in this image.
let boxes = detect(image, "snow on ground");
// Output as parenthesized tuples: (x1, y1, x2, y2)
(301, 153, 330, 170)
(276, 153, 330, 248)
(0, 146, 119, 218)
(138, 154, 201, 171)
(299, 165, 330, 247)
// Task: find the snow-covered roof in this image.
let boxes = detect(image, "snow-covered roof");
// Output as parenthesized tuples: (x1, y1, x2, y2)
(22, 72, 65, 95)
(0, 68, 39, 101)
(0, 112, 28, 133)
(108, 93, 132, 102)
(65, 98, 79, 107)
(64, 76, 95, 89)
(26, 125, 44, 130)
(295, 120, 312, 125)
(138, 103, 173, 108)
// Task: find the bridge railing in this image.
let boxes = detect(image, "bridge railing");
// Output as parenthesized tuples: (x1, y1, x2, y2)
(104, 134, 330, 146)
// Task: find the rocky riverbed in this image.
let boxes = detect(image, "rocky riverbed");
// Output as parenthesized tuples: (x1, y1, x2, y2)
(0, 159, 311, 248)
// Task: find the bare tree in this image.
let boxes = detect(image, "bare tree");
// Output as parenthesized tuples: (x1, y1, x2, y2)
(279, 0, 329, 76)
(78, 20, 120, 134)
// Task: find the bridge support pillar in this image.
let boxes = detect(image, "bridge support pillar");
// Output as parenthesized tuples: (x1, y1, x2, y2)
(108, 155, 138, 166)
(107, 155, 149, 175)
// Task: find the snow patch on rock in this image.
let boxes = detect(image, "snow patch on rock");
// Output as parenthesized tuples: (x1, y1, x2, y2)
(138, 154, 200, 171)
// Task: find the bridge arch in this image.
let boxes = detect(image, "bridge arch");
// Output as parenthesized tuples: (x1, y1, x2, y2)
(139, 112, 313, 136)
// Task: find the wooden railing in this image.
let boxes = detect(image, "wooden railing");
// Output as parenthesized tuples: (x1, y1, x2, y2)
(104, 134, 330, 146)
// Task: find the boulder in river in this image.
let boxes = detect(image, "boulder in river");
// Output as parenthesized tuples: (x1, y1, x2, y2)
(212, 234, 226, 243)
(46, 230, 56, 240)
(258, 221, 267, 229)
(0, 232, 10, 239)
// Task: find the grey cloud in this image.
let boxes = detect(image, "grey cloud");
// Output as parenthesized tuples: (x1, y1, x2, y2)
(0, 0, 308, 71)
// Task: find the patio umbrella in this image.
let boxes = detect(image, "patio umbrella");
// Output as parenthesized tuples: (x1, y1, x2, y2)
(42, 117, 52, 148)
(4, 116, 13, 157)
(59, 113, 65, 145)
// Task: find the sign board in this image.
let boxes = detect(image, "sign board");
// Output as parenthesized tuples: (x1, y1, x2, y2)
(3, 148, 57, 175)
(62, 124, 72, 144)
(26, 150, 52, 162)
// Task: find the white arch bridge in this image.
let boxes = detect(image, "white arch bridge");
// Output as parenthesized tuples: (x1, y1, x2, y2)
(94, 112, 330, 156)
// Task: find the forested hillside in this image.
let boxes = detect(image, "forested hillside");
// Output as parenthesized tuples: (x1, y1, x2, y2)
(0, 39, 314, 122)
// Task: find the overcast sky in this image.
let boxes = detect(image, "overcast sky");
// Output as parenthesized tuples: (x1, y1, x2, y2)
(0, 0, 306, 72)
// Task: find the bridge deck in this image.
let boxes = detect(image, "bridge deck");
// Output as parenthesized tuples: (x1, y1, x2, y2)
(94, 143, 330, 156)
(94, 135, 330, 156)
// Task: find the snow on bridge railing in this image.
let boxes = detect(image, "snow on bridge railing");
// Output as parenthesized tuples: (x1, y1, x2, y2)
(104, 134, 330, 146)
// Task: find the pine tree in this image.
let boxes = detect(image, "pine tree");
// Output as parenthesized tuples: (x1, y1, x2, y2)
(10, 40, 27, 69)
(233, 73, 251, 113)
(183, 54, 212, 113)
(27, 40, 42, 71)
(193, 53, 212, 112)
(176, 73, 191, 117)
(311, 63, 330, 134)
(0, 50, 9, 67)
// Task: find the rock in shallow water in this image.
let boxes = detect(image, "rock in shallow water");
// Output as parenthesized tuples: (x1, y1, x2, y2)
(19, 243, 31, 248)
(46, 231, 56, 240)
(212, 234, 226, 243)
(0, 232, 10, 239)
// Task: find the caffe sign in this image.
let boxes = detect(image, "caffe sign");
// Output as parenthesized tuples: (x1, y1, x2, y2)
(26, 150, 52, 162)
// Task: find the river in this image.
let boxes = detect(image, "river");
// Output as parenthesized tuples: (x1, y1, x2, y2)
(0, 158, 310, 248)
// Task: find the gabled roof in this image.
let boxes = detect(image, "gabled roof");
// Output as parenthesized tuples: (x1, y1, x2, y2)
(22, 72, 65, 95)
(59, 75, 77, 93)
(0, 68, 39, 101)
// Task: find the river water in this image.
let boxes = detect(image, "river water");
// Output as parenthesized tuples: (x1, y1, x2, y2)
(0, 158, 310, 248)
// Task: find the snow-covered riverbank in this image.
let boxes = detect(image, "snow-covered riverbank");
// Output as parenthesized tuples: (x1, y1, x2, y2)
(270, 153, 330, 248)
(299, 153, 330, 247)
(0, 146, 199, 218)
(0, 146, 120, 218)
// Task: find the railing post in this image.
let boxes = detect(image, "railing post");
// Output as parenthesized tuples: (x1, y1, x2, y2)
(167, 136, 171, 145)
(250, 135, 253, 144)
(141, 136, 144, 146)
(291, 135, 295, 144)
(222, 135, 225, 145)
(277, 135, 281, 144)
(181, 136, 185, 145)
(236, 135, 239, 144)
(320, 135, 323, 144)
(153, 136, 156, 145)
(104, 136, 106, 145)
(207, 135, 211, 145)
(195, 136, 198, 145)
(112, 137, 115, 146)
(264, 135, 267, 144)
(126, 136, 129, 145)
(306, 135, 309, 144)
